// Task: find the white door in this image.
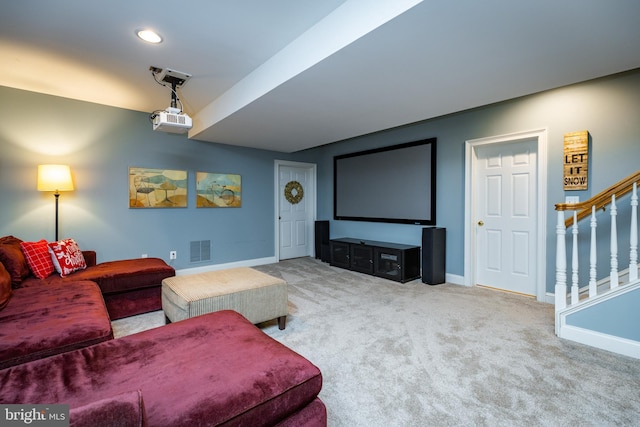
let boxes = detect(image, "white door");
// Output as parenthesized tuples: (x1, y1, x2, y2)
(278, 164, 314, 260)
(474, 139, 538, 296)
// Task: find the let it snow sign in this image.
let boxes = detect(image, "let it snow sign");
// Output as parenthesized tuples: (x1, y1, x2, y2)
(563, 131, 589, 190)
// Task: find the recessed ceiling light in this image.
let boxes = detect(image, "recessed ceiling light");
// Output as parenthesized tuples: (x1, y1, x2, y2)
(136, 29, 163, 44)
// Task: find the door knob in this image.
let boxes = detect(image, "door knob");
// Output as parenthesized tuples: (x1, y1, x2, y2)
(477, 220, 484, 226)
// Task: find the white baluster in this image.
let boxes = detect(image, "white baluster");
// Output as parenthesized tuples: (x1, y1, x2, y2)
(610, 195, 619, 289)
(555, 210, 567, 312)
(589, 205, 598, 297)
(630, 182, 638, 282)
(571, 211, 579, 304)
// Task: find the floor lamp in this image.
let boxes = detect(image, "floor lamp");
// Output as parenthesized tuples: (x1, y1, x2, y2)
(37, 164, 74, 241)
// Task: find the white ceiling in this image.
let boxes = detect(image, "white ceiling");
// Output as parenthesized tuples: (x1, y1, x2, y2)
(2, 0, 639, 152)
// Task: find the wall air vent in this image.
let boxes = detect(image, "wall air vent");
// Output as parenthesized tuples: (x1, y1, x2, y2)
(190, 240, 211, 263)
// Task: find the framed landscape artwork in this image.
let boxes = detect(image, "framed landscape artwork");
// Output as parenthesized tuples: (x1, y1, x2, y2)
(196, 172, 242, 208)
(129, 167, 188, 208)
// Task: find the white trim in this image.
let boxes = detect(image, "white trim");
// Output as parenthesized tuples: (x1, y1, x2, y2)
(557, 279, 640, 322)
(574, 276, 640, 311)
(177, 256, 464, 283)
(557, 281, 640, 359)
(464, 128, 548, 302)
(175, 256, 277, 276)
(446, 273, 464, 286)
(544, 292, 555, 304)
(558, 325, 640, 360)
(274, 160, 317, 262)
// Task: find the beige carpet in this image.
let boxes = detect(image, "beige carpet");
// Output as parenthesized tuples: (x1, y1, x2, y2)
(112, 257, 640, 426)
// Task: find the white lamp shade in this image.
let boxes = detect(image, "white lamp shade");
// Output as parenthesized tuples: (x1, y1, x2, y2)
(37, 164, 74, 192)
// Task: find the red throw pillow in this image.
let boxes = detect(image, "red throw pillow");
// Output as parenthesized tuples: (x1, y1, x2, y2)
(48, 238, 87, 277)
(0, 236, 31, 287)
(20, 240, 55, 279)
(0, 262, 12, 311)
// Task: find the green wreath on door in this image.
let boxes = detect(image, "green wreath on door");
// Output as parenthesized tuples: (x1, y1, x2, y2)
(284, 181, 304, 204)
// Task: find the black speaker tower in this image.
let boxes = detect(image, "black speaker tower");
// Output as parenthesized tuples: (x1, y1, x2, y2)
(315, 221, 330, 263)
(422, 227, 446, 285)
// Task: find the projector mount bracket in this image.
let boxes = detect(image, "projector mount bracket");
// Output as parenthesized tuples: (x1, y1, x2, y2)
(149, 66, 192, 110)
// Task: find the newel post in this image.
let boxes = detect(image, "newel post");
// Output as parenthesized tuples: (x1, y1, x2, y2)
(555, 210, 567, 311)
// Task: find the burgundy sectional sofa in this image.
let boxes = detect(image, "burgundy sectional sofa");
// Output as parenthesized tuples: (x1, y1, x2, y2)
(0, 310, 327, 426)
(0, 276, 113, 370)
(20, 249, 176, 320)
(0, 235, 175, 320)
(0, 235, 175, 369)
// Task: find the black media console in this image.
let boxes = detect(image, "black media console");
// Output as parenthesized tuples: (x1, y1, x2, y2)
(329, 238, 421, 283)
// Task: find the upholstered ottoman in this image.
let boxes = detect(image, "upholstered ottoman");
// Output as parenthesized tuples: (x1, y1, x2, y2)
(162, 267, 288, 329)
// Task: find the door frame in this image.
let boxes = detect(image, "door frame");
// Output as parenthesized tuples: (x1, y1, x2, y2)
(464, 129, 548, 302)
(274, 160, 317, 262)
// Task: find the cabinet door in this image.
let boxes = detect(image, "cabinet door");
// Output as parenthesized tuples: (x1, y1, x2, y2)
(330, 241, 350, 269)
(350, 245, 374, 274)
(403, 247, 422, 282)
(374, 247, 403, 281)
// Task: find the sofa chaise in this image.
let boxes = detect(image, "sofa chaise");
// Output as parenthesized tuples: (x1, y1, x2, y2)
(0, 235, 175, 369)
(0, 310, 327, 426)
(0, 272, 113, 370)
(0, 235, 175, 320)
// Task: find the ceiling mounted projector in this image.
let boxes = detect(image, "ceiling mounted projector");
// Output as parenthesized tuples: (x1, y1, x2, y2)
(149, 66, 193, 134)
(152, 107, 193, 134)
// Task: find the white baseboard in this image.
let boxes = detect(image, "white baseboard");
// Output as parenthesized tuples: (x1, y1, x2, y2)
(179, 258, 465, 287)
(544, 292, 555, 304)
(175, 256, 277, 276)
(446, 273, 464, 286)
(559, 325, 640, 360)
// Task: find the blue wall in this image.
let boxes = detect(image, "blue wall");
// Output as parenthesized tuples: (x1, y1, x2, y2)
(0, 87, 294, 269)
(1, 69, 640, 293)
(566, 287, 640, 340)
(297, 69, 640, 293)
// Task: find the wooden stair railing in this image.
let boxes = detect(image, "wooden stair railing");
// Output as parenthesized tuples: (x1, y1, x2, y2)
(554, 170, 640, 319)
(555, 170, 640, 228)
